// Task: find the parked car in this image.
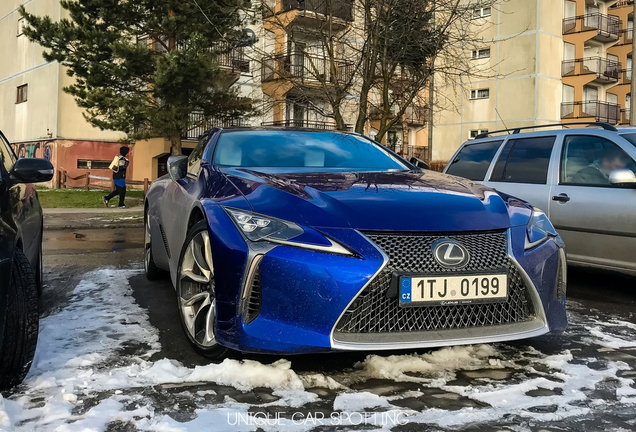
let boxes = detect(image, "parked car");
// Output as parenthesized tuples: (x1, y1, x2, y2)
(144, 127, 567, 358)
(0, 130, 53, 389)
(444, 123, 636, 277)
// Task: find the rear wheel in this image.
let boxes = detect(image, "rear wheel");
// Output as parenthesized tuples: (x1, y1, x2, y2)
(0, 249, 39, 390)
(176, 220, 228, 359)
(144, 212, 162, 280)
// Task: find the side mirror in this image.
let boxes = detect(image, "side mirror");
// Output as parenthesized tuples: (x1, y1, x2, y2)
(167, 155, 188, 182)
(609, 169, 636, 187)
(10, 158, 54, 184)
(410, 157, 430, 170)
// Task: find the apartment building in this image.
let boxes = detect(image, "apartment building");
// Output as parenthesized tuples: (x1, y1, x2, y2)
(431, 0, 565, 161)
(561, 0, 633, 126)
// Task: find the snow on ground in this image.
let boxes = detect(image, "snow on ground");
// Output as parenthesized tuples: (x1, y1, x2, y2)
(1, 269, 636, 431)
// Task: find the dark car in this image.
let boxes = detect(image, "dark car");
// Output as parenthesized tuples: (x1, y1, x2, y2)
(144, 128, 567, 359)
(0, 130, 53, 389)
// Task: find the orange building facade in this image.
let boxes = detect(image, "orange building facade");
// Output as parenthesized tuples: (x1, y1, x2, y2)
(562, 0, 634, 125)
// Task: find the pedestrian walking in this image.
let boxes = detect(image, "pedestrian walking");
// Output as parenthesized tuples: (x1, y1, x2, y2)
(103, 146, 130, 209)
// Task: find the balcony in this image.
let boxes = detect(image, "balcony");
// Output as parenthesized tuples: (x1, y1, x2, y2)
(563, 13, 621, 42)
(621, 108, 631, 124)
(184, 113, 248, 140)
(620, 28, 634, 45)
(264, 0, 354, 23)
(217, 45, 250, 73)
(561, 101, 621, 124)
(261, 53, 354, 85)
(622, 68, 632, 84)
(561, 57, 621, 83)
(261, 120, 347, 130)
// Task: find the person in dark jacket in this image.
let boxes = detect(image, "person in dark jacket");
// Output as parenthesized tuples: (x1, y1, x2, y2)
(103, 146, 130, 208)
(572, 147, 629, 185)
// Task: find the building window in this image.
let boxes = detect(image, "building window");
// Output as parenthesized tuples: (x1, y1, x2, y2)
(470, 89, 490, 100)
(16, 84, 28, 104)
(469, 129, 489, 140)
(77, 159, 112, 170)
(472, 7, 492, 19)
(471, 48, 491, 59)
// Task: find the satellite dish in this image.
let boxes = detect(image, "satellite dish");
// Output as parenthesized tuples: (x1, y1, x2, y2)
(239, 29, 257, 47)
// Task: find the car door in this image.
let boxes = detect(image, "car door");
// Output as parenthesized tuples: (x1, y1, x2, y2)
(549, 134, 636, 273)
(0, 133, 37, 264)
(445, 139, 505, 181)
(161, 134, 213, 276)
(483, 135, 558, 213)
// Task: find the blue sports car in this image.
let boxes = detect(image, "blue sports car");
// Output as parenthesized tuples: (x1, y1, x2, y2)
(144, 128, 567, 358)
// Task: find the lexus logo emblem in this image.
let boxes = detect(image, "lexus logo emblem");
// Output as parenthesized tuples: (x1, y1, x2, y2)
(433, 240, 470, 268)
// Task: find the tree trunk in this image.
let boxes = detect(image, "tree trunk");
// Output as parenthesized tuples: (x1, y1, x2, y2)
(171, 136, 182, 155)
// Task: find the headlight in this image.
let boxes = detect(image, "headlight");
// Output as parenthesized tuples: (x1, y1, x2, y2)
(224, 207, 352, 255)
(525, 207, 558, 249)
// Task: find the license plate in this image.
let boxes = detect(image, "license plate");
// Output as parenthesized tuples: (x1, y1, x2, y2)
(399, 274, 508, 306)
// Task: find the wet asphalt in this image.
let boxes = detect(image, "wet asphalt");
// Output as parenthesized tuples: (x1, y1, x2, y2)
(37, 209, 636, 430)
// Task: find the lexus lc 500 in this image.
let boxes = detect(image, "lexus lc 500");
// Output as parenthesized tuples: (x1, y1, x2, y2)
(144, 128, 567, 358)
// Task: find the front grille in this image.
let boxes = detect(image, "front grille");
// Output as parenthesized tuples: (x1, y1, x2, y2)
(334, 231, 534, 334)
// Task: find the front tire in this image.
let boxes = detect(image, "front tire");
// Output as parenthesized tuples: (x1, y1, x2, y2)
(144, 212, 162, 280)
(176, 220, 228, 359)
(0, 249, 39, 390)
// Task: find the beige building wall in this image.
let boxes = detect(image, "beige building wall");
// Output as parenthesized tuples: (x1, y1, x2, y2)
(431, 0, 564, 162)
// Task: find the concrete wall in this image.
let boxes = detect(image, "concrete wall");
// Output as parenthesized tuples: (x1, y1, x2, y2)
(431, 0, 564, 162)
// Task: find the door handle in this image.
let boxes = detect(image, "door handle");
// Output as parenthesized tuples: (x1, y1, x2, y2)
(552, 193, 570, 203)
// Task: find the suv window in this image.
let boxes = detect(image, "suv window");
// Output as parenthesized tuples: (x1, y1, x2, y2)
(490, 136, 555, 184)
(0, 132, 16, 173)
(561, 135, 636, 186)
(445, 140, 503, 180)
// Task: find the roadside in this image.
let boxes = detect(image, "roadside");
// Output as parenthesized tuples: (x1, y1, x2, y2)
(43, 207, 143, 230)
(37, 187, 145, 209)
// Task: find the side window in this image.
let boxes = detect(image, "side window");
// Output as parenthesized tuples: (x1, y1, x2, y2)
(561, 135, 636, 186)
(445, 140, 503, 181)
(187, 134, 209, 177)
(490, 136, 556, 184)
(0, 133, 16, 173)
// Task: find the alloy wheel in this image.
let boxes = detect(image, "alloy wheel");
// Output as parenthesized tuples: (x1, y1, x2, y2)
(178, 231, 217, 348)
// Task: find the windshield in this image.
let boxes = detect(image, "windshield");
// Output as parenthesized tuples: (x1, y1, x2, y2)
(619, 133, 636, 148)
(213, 130, 407, 170)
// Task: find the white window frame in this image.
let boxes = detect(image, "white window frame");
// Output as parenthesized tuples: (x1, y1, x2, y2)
(472, 6, 492, 19)
(471, 48, 491, 59)
(469, 129, 488, 140)
(470, 88, 490, 100)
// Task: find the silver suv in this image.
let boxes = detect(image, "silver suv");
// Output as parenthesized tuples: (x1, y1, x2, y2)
(444, 123, 636, 277)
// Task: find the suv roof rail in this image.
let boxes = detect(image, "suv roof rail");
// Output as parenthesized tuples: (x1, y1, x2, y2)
(474, 122, 618, 139)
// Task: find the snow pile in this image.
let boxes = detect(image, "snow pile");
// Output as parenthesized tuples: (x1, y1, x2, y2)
(1, 269, 635, 431)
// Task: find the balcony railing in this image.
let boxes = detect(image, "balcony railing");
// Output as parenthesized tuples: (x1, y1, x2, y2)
(261, 120, 346, 130)
(214, 43, 250, 73)
(621, 108, 631, 124)
(275, 0, 354, 21)
(261, 52, 354, 84)
(620, 28, 634, 44)
(561, 57, 621, 82)
(563, 13, 621, 40)
(561, 101, 621, 124)
(622, 68, 632, 84)
(183, 113, 248, 140)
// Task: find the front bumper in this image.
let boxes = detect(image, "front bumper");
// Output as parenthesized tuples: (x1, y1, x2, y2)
(211, 221, 567, 354)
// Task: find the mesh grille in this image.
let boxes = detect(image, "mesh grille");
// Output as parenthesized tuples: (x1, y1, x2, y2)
(334, 231, 534, 334)
(244, 267, 262, 325)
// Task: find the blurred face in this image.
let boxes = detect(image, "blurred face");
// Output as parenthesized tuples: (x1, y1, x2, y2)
(600, 155, 627, 174)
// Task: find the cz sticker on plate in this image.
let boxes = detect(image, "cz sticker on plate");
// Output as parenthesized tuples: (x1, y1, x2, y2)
(399, 274, 508, 306)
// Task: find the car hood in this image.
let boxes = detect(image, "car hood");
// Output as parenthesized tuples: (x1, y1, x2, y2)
(220, 168, 530, 232)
